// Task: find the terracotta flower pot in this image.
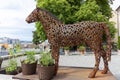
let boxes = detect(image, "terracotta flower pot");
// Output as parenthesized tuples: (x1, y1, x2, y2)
(81, 50, 85, 54)
(21, 61, 37, 75)
(37, 64, 55, 80)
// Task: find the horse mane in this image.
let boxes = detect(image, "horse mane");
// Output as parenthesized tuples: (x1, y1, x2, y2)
(37, 7, 63, 24)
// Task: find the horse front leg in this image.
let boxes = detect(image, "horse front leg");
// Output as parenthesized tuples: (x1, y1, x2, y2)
(51, 45, 59, 76)
(88, 50, 101, 78)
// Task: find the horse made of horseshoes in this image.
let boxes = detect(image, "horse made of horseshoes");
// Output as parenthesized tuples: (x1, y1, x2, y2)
(26, 7, 111, 78)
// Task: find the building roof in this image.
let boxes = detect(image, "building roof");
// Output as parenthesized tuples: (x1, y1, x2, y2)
(116, 5, 120, 11)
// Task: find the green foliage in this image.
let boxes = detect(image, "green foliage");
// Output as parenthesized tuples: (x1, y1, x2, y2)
(23, 51, 36, 64)
(75, 0, 107, 22)
(95, 0, 112, 19)
(78, 46, 85, 51)
(103, 44, 107, 50)
(64, 47, 70, 50)
(36, 0, 87, 24)
(39, 52, 54, 66)
(34, 22, 47, 43)
(33, 30, 40, 45)
(9, 48, 14, 56)
(9, 45, 21, 56)
(106, 21, 117, 39)
(15, 44, 21, 52)
(118, 36, 120, 50)
(5, 59, 17, 73)
(6, 48, 18, 73)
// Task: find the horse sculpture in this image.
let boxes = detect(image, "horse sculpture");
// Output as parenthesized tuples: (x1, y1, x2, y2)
(26, 7, 111, 78)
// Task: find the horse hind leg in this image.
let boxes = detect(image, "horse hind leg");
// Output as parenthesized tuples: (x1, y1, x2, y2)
(88, 50, 101, 78)
(101, 49, 109, 74)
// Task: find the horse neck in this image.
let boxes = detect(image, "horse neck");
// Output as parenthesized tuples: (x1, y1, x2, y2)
(38, 10, 63, 30)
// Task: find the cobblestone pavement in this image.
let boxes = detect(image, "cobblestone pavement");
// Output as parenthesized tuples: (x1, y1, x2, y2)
(0, 52, 120, 80)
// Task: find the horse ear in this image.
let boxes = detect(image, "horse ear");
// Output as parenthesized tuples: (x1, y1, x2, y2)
(36, 6, 39, 12)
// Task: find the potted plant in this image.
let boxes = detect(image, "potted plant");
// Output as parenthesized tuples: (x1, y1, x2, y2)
(103, 44, 107, 50)
(5, 59, 18, 75)
(37, 51, 55, 80)
(5, 48, 21, 75)
(118, 36, 120, 55)
(64, 47, 70, 55)
(0, 56, 3, 69)
(21, 51, 37, 75)
(78, 45, 85, 55)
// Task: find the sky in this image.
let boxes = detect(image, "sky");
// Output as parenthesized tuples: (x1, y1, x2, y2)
(0, 0, 119, 41)
(0, 0, 36, 41)
(110, 0, 120, 10)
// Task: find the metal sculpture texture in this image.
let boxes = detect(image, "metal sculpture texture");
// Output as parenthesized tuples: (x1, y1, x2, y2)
(26, 7, 111, 78)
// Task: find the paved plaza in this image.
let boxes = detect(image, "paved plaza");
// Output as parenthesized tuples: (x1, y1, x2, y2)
(59, 52, 120, 80)
(0, 52, 120, 80)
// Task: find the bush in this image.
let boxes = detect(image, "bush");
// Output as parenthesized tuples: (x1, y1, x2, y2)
(78, 46, 85, 51)
(118, 36, 120, 50)
(64, 47, 69, 50)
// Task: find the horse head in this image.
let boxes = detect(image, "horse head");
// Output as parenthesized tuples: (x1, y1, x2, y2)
(26, 7, 40, 23)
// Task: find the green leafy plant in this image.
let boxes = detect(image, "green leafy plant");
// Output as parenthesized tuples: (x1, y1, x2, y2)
(5, 59, 17, 73)
(103, 44, 107, 50)
(9, 48, 14, 56)
(13, 44, 21, 53)
(117, 36, 120, 50)
(23, 51, 36, 64)
(64, 47, 69, 50)
(78, 45, 85, 51)
(39, 52, 54, 66)
(5, 48, 18, 73)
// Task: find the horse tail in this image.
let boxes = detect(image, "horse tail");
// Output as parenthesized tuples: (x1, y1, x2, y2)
(102, 23, 112, 61)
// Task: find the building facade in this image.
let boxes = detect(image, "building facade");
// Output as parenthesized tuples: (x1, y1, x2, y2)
(0, 37, 20, 49)
(109, 11, 118, 42)
(116, 6, 120, 36)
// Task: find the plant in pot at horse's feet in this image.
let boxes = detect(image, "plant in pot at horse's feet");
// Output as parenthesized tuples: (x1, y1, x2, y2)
(103, 44, 107, 50)
(64, 47, 70, 55)
(0, 56, 3, 69)
(38, 51, 55, 80)
(117, 36, 120, 55)
(77, 45, 85, 55)
(5, 59, 18, 75)
(5, 48, 21, 75)
(21, 51, 37, 75)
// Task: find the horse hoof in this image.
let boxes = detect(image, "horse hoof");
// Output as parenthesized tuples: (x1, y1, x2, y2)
(88, 73, 95, 78)
(54, 71, 57, 76)
(101, 70, 108, 74)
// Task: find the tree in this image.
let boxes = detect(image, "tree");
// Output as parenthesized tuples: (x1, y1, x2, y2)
(32, 31, 40, 45)
(75, 0, 107, 22)
(34, 0, 116, 42)
(32, 22, 47, 44)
